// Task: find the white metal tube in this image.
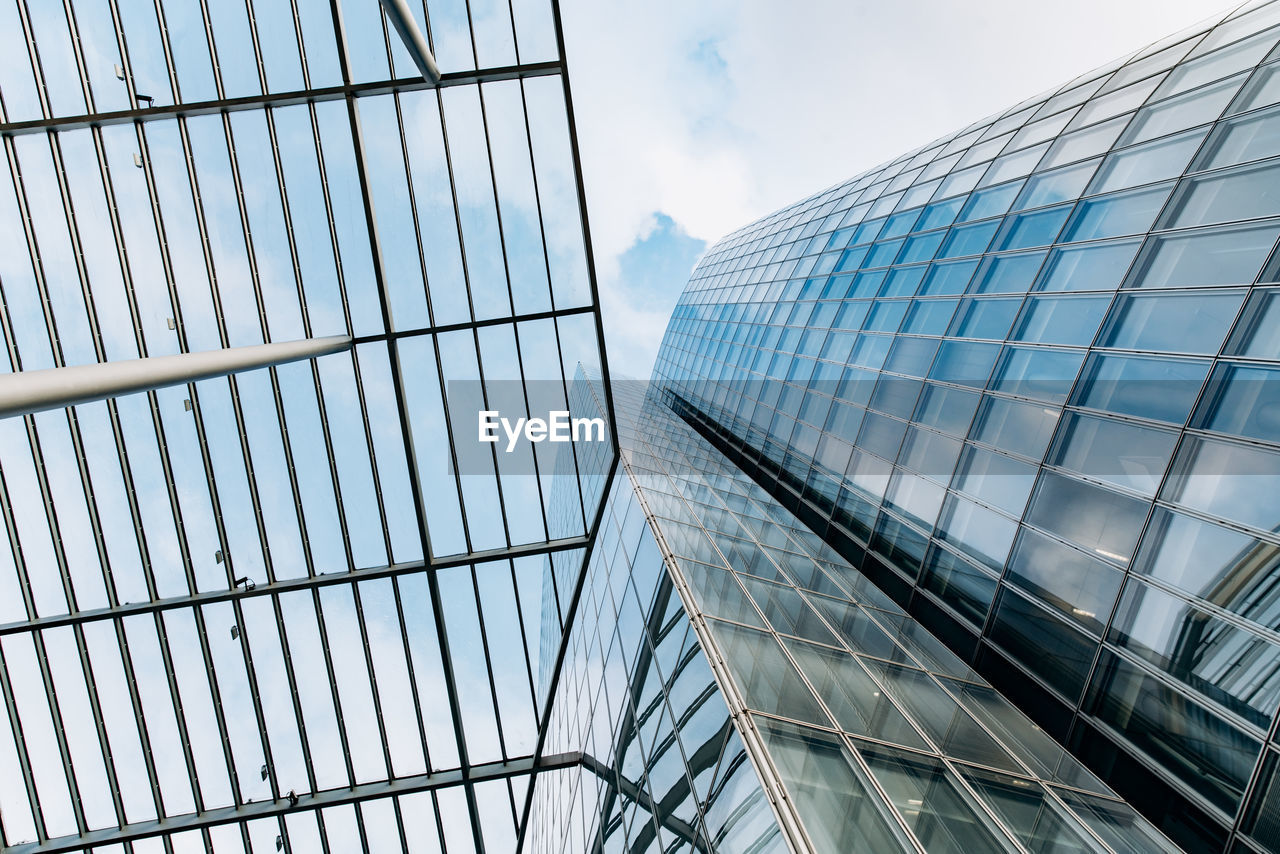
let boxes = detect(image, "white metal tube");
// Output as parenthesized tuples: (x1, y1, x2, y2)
(378, 0, 443, 84)
(0, 336, 352, 419)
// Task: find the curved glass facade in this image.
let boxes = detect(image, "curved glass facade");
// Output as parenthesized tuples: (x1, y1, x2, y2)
(651, 2, 1280, 850)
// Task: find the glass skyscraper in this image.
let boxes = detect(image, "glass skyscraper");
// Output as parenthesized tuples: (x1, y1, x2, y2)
(7, 0, 1280, 853)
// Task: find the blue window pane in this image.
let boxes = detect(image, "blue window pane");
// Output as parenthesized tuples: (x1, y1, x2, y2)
(1162, 434, 1280, 533)
(834, 300, 872, 330)
(1227, 287, 1280, 359)
(929, 340, 1001, 387)
(901, 299, 959, 335)
(970, 252, 1047, 293)
(958, 181, 1023, 223)
(1015, 160, 1098, 210)
(1163, 160, 1280, 228)
(1134, 506, 1280, 628)
(866, 239, 905, 268)
(880, 266, 927, 297)
(1049, 411, 1179, 495)
(1035, 239, 1142, 292)
(1006, 528, 1121, 633)
(989, 346, 1085, 403)
(864, 300, 909, 333)
(835, 246, 870, 272)
(882, 208, 922, 239)
(1194, 362, 1280, 444)
(1089, 128, 1207, 194)
(970, 395, 1061, 461)
(884, 337, 940, 379)
(1127, 221, 1280, 288)
(852, 217, 887, 245)
(850, 271, 887, 298)
(1013, 295, 1110, 346)
(1101, 290, 1246, 353)
(1073, 352, 1211, 423)
(934, 494, 1017, 570)
(1026, 471, 1148, 564)
(919, 197, 963, 230)
(1197, 104, 1280, 170)
(952, 445, 1037, 517)
(898, 230, 946, 264)
(1061, 183, 1174, 242)
(914, 384, 981, 436)
(920, 259, 979, 295)
(938, 220, 1000, 259)
(950, 298, 1023, 340)
(1121, 73, 1248, 145)
(995, 206, 1072, 251)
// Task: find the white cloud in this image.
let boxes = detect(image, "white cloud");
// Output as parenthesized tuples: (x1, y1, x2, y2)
(560, 0, 1233, 376)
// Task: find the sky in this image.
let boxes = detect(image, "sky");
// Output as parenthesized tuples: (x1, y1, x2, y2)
(558, 0, 1236, 379)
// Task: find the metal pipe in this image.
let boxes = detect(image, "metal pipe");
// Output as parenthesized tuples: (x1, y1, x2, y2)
(0, 335, 352, 419)
(378, 0, 442, 84)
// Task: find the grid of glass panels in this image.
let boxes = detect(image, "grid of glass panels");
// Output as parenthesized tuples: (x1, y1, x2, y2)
(0, 1, 615, 851)
(652, 2, 1280, 851)
(616, 380, 1174, 853)
(529, 432, 784, 854)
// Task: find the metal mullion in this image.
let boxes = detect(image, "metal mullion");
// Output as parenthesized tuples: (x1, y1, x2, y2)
(0, 640, 47, 843)
(346, 580, 396, 778)
(89, 126, 150, 359)
(266, 593, 320, 795)
(194, 0, 226, 102)
(104, 0, 141, 113)
(260, 107, 312, 341)
(21, 418, 79, 615)
(468, 325, 517, 549)
(4, 136, 68, 369)
(351, 793, 371, 852)
(388, 89, 437, 329)
(24, 630, 90, 837)
(184, 600, 249, 806)
(507, 560, 541, 720)
(238, 0, 269, 97)
(387, 576, 433, 770)
(546, 2, 618, 451)
(13, 0, 52, 121)
(132, 121, 190, 354)
(467, 563, 510, 760)
(108, 618, 168, 820)
(59, 0, 96, 116)
(69, 620, 128, 836)
(148, 0, 184, 105)
(287, 0, 311, 91)
(223, 591, 281, 801)
(345, 345, 397, 562)
(145, 610, 208, 814)
(300, 355, 358, 572)
(432, 83, 481, 326)
(305, 588, 360, 787)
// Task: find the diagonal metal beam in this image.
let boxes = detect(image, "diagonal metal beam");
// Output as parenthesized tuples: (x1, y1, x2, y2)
(0, 336, 351, 419)
(0, 535, 590, 637)
(5, 752, 582, 854)
(378, 0, 442, 83)
(0, 62, 560, 138)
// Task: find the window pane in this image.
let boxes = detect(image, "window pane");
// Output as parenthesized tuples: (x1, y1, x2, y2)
(920, 259, 979, 295)
(988, 346, 1085, 403)
(1227, 286, 1280, 358)
(1121, 73, 1247, 145)
(1013, 295, 1110, 345)
(1162, 434, 1280, 532)
(1125, 221, 1280, 288)
(949, 297, 1023, 339)
(1101, 289, 1246, 353)
(1007, 528, 1121, 633)
(1049, 411, 1178, 495)
(1134, 506, 1280, 629)
(1089, 127, 1207, 194)
(1194, 362, 1280, 443)
(952, 444, 1037, 516)
(1163, 160, 1280, 228)
(1072, 352, 1210, 423)
(1026, 471, 1148, 563)
(1036, 239, 1142, 292)
(970, 395, 1061, 460)
(1060, 183, 1174, 242)
(1109, 578, 1280, 728)
(1197, 103, 1280, 169)
(1086, 650, 1259, 813)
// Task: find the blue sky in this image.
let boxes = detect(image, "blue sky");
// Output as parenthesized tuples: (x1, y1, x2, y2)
(561, 0, 1234, 378)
